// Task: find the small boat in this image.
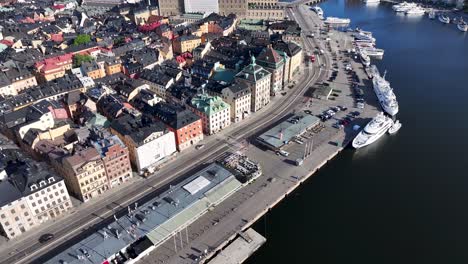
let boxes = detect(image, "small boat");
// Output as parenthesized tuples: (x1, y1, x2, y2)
(428, 9, 436, 19)
(457, 18, 468, 32)
(438, 14, 450, 24)
(388, 120, 402, 134)
(360, 51, 371, 66)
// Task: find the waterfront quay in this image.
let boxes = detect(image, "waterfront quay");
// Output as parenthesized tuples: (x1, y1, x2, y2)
(133, 6, 382, 264)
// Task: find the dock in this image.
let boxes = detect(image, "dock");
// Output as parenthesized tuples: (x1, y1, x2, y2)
(207, 229, 266, 264)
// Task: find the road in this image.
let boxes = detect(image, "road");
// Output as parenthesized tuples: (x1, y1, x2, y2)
(0, 8, 327, 264)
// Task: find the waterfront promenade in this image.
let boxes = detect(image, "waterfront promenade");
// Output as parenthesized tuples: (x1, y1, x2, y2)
(134, 5, 381, 264)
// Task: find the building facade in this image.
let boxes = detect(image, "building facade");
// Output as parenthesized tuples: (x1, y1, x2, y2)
(221, 83, 251, 123)
(235, 57, 271, 112)
(172, 35, 202, 54)
(62, 147, 108, 202)
(256, 45, 285, 95)
(189, 93, 231, 135)
(158, 0, 184, 16)
(92, 135, 132, 188)
(218, 0, 247, 17)
(184, 0, 219, 14)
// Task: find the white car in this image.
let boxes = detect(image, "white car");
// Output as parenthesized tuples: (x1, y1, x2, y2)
(277, 150, 290, 157)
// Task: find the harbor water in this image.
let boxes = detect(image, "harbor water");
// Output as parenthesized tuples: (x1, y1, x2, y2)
(247, 1, 468, 263)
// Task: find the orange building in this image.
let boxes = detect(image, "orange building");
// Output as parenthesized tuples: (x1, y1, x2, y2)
(34, 53, 73, 82)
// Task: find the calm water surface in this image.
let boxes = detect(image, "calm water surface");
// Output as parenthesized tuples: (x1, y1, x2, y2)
(247, 1, 468, 263)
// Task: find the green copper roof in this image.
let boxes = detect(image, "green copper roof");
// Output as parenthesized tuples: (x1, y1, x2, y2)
(191, 93, 229, 116)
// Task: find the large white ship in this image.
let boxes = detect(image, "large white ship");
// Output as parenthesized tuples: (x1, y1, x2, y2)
(371, 65, 399, 116)
(324, 17, 351, 24)
(352, 112, 394, 149)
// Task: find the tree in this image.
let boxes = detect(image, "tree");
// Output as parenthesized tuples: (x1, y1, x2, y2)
(73, 34, 91, 46)
(73, 54, 94, 67)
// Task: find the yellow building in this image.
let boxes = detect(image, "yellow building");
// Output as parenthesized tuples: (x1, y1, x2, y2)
(81, 60, 106, 80)
(172, 35, 202, 54)
(62, 148, 108, 202)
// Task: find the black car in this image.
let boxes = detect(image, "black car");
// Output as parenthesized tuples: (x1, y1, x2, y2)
(39, 233, 54, 243)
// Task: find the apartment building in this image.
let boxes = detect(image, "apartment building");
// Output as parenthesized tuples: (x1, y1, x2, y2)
(0, 62, 38, 97)
(62, 147, 108, 202)
(189, 93, 231, 135)
(221, 82, 251, 123)
(172, 35, 202, 54)
(235, 56, 271, 112)
(256, 45, 285, 95)
(158, 0, 184, 16)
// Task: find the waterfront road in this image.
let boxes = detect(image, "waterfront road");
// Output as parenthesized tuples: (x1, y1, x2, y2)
(0, 8, 328, 264)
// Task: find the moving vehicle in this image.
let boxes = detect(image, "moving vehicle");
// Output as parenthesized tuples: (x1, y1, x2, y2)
(39, 233, 55, 243)
(371, 65, 399, 116)
(195, 144, 205, 150)
(352, 112, 393, 148)
(310, 54, 316, 63)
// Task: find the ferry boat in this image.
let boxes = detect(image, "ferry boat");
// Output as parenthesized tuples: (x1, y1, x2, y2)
(428, 9, 436, 19)
(457, 18, 468, 32)
(438, 14, 450, 24)
(405, 6, 425, 15)
(360, 51, 371, 66)
(352, 112, 394, 149)
(324, 17, 351, 25)
(371, 65, 399, 116)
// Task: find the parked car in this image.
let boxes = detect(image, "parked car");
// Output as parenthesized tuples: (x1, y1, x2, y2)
(277, 150, 290, 157)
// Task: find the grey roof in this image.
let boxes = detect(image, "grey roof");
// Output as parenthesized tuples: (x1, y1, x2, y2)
(153, 102, 200, 130)
(44, 163, 240, 264)
(235, 58, 270, 83)
(110, 113, 167, 145)
(257, 114, 320, 150)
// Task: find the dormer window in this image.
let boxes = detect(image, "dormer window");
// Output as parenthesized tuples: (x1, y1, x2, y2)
(48, 177, 55, 183)
(30, 184, 38, 191)
(39, 180, 46, 187)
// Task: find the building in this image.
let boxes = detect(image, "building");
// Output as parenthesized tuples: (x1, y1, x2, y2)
(110, 114, 177, 174)
(99, 56, 122, 76)
(158, 0, 184, 16)
(273, 41, 303, 83)
(0, 62, 38, 97)
(34, 53, 73, 82)
(62, 147, 108, 202)
(139, 69, 174, 99)
(43, 162, 242, 264)
(221, 82, 251, 122)
(257, 114, 320, 150)
(81, 60, 106, 79)
(184, 0, 219, 14)
(153, 103, 204, 151)
(256, 45, 285, 95)
(189, 93, 231, 135)
(91, 134, 132, 188)
(0, 145, 72, 239)
(172, 35, 202, 54)
(246, 3, 285, 20)
(235, 56, 271, 112)
(218, 0, 247, 18)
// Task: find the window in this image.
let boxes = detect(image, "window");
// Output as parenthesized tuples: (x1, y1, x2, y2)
(10, 209, 15, 214)
(14, 216, 19, 221)
(4, 221, 9, 226)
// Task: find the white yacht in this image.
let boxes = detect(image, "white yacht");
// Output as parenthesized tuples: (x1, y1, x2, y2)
(457, 18, 468, 32)
(324, 17, 351, 24)
(439, 14, 450, 24)
(354, 32, 376, 42)
(393, 2, 417, 12)
(364, 0, 380, 3)
(371, 65, 399, 116)
(352, 113, 394, 149)
(360, 51, 371, 66)
(311, 6, 324, 18)
(360, 47, 384, 57)
(405, 6, 425, 15)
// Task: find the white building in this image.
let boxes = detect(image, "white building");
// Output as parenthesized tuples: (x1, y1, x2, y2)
(184, 0, 219, 14)
(221, 83, 251, 123)
(189, 93, 231, 135)
(110, 114, 177, 174)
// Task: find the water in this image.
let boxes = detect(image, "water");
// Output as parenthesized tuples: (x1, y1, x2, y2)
(246, 1, 468, 263)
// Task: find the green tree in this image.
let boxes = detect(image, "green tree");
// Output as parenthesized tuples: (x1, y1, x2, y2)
(73, 34, 91, 46)
(73, 54, 94, 67)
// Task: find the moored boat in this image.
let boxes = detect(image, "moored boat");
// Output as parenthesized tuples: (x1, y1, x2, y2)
(428, 9, 436, 19)
(388, 120, 402, 134)
(371, 65, 399, 116)
(438, 14, 450, 24)
(324, 17, 351, 24)
(352, 112, 394, 149)
(457, 18, 468, 32)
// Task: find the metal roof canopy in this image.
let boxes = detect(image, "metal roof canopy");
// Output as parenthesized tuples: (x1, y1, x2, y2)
(183, 176, 210, 195)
